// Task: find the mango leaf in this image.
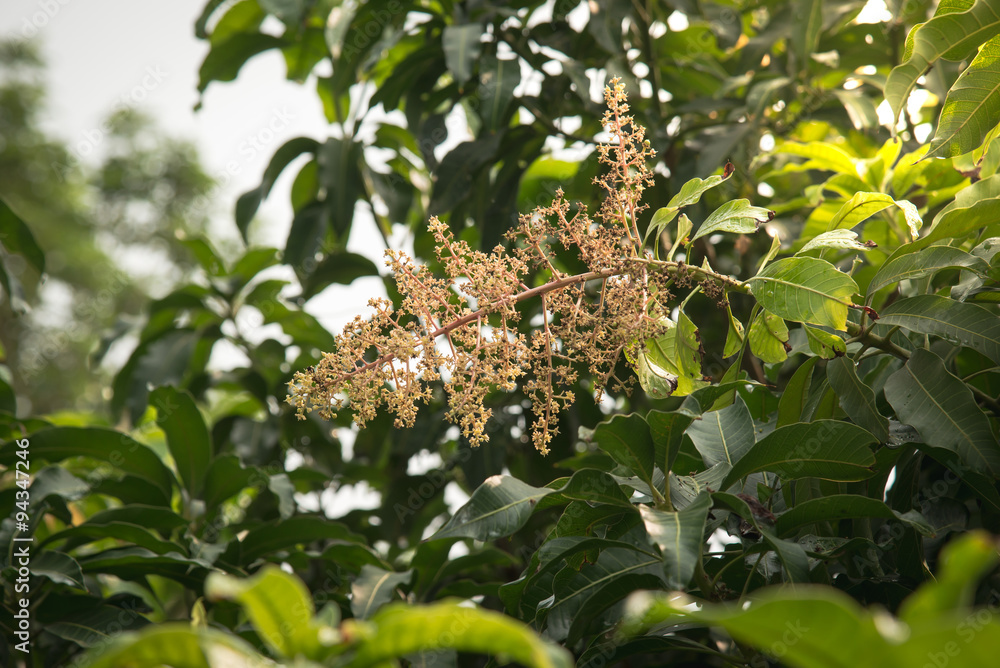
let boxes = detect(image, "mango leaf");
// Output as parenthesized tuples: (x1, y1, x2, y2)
(827, 357, 889, 442)
(41, 522, 185, 556)
(639, 493, 713, 588)
(150, 386, 211, 497)
(885, 0, 1000, 129)
(723, 301, 746, 357)
(885, 349, 1000, 476)
(31, 550, 85, 589)
(430, 475, 555, 541)
(479, 54, 520, 132)
(348, 601, 573, 668)
(748, 310, 789, 363)
(80, 625, 270, 668)
(772, 141, 858, 176)
(0, 197, 45, 273)
(826, 192, 894, 231)
(644, 165, 734, 245)
(916, 174, 1000, 249)
(0, 428, 176, 499)
(234, 137, 319, 240)
(690, 199, 771, 243)
(442, 24, 483, 84)
(206, 565, 330, 661)
(799, 230, 875, 255)
(46, 603, 150, 647)
(636, 314, 707, 397)
(593, 413, 656, 488)
(721, 421, 877, 489)
(544, 547, 666, 642)
(804, 326, 846, 359)
(777, 357, 819, 427)
(713, 493, 811, 582)
(868, 244, 990, 296)
(927, 35, 1000, 158)
(646, 411, 694, 475)
(235, 516, 364, 565)
(545, 469, 635, 508)
(198, 33, 288, 93)
(879, 295, 1000, 365)
(773, 495, 931, 537)
(351, 565, 413, 619)
(746, 257, 859, 330)
(686, 396, 755, 467)
(899, 531, 1000, 625)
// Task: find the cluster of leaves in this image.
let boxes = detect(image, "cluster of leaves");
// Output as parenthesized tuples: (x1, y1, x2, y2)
(2, 0, 1000, 667)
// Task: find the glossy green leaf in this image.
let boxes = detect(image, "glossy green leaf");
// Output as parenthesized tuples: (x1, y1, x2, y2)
(748, 310, 790, 363)
(351, 565, 413, 619)
(804, 326, 846, 359)
(746, 257, 859, 330)
(826, 192, 895, 231)
(774, 494, 928, 537)
(645, 168, 733, 245)
(346, 601, 573, 668)
(723, 301, 746, 357)
(885, 0, 1000, 128)
(150, 386, 211, 497)
(928, 36, 1000, 158)
(479, 54, 520, 132)
(236, 516, 364, 564)
(686, 396, 755, 467)
(799, 229, 874, 254)
(884, 349, 1000, 476)
(867, 244, 990, 295)
(917, 174, 1000, 248)
(639, 493, 712, 588)
(546, 469, 635, 508)
(721, 421, 877, 488)
(592, 413, 656, 486)
(31, 550, 85, 589)
(81, 625, 268, 668)
(442, 24, 483, 84)
(430, 475, 555, 541)
(646, 411, 694, 475)
(827, 357, 889, 442)
(773, 141, 858, 176)
(777, 357, 820, 427)
(206, 565, 328, 660)
(690, 199, 771, 243)
(879, 295, 1000, 365)
(637, 313, 707, 397)
(0, 427, 176, 499)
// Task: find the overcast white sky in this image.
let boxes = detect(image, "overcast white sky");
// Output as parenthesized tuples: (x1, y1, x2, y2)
(1, 0, 337, 249)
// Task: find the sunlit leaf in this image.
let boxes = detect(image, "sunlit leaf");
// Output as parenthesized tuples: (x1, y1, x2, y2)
(746, 257, 859, 330)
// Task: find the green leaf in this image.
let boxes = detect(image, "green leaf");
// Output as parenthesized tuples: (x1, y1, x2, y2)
(442, 24, 483, 84)
(721, 421, 877, 489)
(206, 565, 326, 660)
(798, 229, 875, 254)
(714, 493, 812, 582)
(690, 199, 771, 243)
(868, 244, 990, 296)
(346, 601, 573, 668)
(804, 326, 846, 359)
(42, 522, 185, 556)
(827, 357, 889, 442)
(236, 516, 364, 565)
(723, 301, 746, 357)
(150, 386, 211, 497)
(686, 396, 755, 467)
(478, 54, 520, 132)
(0, 428, 176, 499)
(748, 310, 790, 363)
(746, 257, 859, 330)
(592, 413, 656, 486)
(639, 493, 712, 588)
(928, 36, 1000, 158)
(899, 531, 1000, 625)
(644, 167, 734, 245)
(300, 252, 380, 299)
(777, 357, 820, 427)
(637, 313, 707, 397)
(233, 136, 320, 240)
(84, 505, 188, 534)
(201, 454, 256, 510)
(350, 565, 413, 619)
(879, 295, 1000, 365)
(646, 411, 694, 475)
(774, 494, 928, 537)
(885, 0, 1000, 128)
(792, 0, 823, 68)
(0, 197, 45, 273)
(31, 550, 85, 588)
(46, 603, 150, 647)
(80, 625, 268, 668)
(198, 33, 287, 93)
(430, 475, 555, 541)
(773, 141, 859, 176)
(546, 469, 635, 508)
(884, 349, 1000, 476)
(917, 174, 1000, 248)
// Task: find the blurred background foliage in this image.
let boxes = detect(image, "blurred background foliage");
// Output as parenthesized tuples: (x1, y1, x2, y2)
(1, 0, 1000, 665)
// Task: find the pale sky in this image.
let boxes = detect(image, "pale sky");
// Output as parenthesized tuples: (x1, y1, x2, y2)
(1, 0, 387, 329)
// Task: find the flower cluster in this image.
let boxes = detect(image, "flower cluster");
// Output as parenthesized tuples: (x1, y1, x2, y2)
(287, 80, 688, 453)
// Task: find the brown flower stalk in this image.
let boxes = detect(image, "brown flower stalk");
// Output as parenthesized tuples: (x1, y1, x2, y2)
(286, 79, 746, 453)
